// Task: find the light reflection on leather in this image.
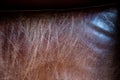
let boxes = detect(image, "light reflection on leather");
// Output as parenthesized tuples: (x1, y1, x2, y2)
(79, 9, 117, 54)
(91, 9, 117, 33)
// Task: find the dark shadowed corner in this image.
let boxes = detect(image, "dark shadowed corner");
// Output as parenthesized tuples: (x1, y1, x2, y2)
(113, 6, 120, 80)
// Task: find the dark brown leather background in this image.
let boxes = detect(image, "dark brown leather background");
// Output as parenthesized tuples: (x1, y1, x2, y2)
(0, 0, 117, 10)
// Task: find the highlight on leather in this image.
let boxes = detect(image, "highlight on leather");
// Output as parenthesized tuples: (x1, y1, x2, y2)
(80, 9, 118, 54)
(0, 8, 118, 80)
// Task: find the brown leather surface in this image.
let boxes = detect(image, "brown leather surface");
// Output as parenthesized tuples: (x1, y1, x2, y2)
(0, 9, 119, 80)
